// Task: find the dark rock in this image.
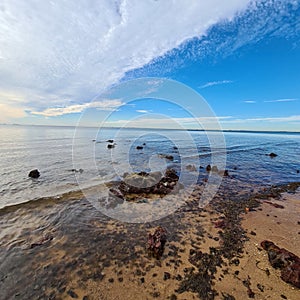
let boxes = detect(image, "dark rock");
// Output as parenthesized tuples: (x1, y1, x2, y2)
(163, 272, 171, 280)
(206, 164, 211, 172)
(250, 231, 256, 236)
(147, 226, 167, 259)
(170, 294, 177, 300)
(107, 144, 115, 149)
(264, 201, 284, 209)
(261, 240, 300, 288)
(30, 234, 53, 248)
(280, 295, 287, 299)
(173, 146, 178, 150)
(106, 139, 114, 143)
(233, 166, 238, 170)
(143, 143, 146, 146)
(67, 290, 78, 298)
(297, 170, 299, 174)
(158, 154, 174, 160)
(257, 283, 264, 292)
(136, 146, 143, 150)
(28, 169, 40, 178)
(82, 296, 89, 300)
(224, 170, 229, 176)
(268, 152, 278, 158)
(140, 277, 145, 283)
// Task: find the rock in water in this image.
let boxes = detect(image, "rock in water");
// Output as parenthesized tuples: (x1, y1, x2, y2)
(136, 146, 143, 150)
(147, 226, 167, 258)
(28, 169, 40, 178)
(269, 152, 278, 158)
(261, 240, 300, 288)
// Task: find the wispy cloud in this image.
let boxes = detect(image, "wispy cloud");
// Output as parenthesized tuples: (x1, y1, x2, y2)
(31, 99, 122, 117)
(264, 98, 298, 103)
(136, 110, 151, 113)
(199, 80, 234, 89)
(243, 100, 256, 103)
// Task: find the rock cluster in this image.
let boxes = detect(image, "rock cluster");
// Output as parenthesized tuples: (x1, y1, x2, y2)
(109, 169, 180, 201)
(261, 240, 300, 288)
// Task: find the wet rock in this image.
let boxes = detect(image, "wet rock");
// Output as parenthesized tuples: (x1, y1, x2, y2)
(268, 152, 278, 158)
(159, 154, 174, 160)
(136, 146, 143, 150)
(297, 170, 300, 174)
(223, 170, 229, 176)
(28, 169, 40, 178)
(211, 166, 219, 172)
(186, 164, 197, 172)
(173, 146, 178, 150)
(106, 139, 114, 143)
(107, 144, 115, 149)
(206, 164, 211, 172)
(71, 168, 84, 173)
(30, 234, 53, 249)
(113, 169, 179, 201)
(147, 226, 167, 259)
(261, 240, 300, 288)
(67, 289, 78, 298)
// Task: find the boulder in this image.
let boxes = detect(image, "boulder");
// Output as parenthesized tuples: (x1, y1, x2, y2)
(136, 146, 143, 150)
(28, 169, 40, 178)
(107, 144, 115, 149)
(261, 240, 300, 288)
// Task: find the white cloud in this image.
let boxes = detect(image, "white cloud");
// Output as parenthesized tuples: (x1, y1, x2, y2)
(199, 80, 234, 89)
(0, 0, 251, 118)
(244, 100, 256, 103)
(136, 110, 150, 113)
(31, 99, 122, 117)
(264, 98, 298, 103)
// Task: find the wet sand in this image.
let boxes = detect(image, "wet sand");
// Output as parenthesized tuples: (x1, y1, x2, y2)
(0, 179, 299, 300)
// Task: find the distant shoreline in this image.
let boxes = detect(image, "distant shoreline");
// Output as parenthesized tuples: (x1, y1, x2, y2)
(1, 123, 300, 135)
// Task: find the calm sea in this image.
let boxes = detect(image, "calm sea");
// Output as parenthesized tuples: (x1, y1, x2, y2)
(0, 124, 299, 208)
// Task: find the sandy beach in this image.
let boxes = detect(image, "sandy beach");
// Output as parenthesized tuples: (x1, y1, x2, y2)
(0, 178, 299, 300)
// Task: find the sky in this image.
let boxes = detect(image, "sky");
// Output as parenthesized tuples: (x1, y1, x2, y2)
(0, 0, 299, 131)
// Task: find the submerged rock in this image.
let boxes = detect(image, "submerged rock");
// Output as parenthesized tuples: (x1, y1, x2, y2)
(268, 152, 278, 158)
(147, 226, 167, 258)
(28, 169, 40, 178)
(261, 240, 300, 288)
(136, 146, 143, 150)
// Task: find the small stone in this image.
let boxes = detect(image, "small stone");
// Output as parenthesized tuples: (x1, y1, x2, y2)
(28, 169, 40, 178)
(67, 290, 78, 299)
(163, 272, 171, 280)
(250, 231, 256, 236)
(140, 277, 145, 283)
(280, 295, 287, 299)
(268, 152, 278, 158)
(108, 278, 114, 283)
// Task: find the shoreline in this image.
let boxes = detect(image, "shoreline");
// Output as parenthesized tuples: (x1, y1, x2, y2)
(0, 180, 299, 299)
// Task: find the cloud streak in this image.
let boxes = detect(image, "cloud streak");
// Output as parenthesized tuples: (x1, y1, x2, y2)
(31, 99, 122, 117)
(199, 80, 234, 89)
(264, 98, 298, 103)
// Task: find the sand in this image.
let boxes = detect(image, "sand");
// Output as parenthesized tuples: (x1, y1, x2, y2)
(0, 183, 299, 300)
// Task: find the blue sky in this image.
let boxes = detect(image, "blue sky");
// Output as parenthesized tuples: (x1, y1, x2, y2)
(0, 0, 299, 131)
